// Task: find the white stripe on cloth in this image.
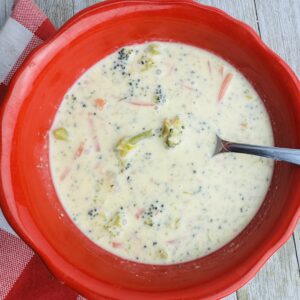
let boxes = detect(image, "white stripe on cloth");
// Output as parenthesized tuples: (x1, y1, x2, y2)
(0, 18, 33, 83)
(4, 34, 43, 85)
(0, 210, 17, 236)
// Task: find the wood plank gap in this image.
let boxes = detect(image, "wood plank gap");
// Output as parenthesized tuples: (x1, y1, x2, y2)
(225, 292, 238, 300)
(72, 0, 75, 15)
(253, 0, 261, 37)
(0, 1, 6, 28)
(254, 0, 300, 281)
(292, 234, 300, 277)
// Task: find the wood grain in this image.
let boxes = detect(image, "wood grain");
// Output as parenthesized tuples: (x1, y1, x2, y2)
(4, 0, 13, 18)
(255, 0, 300, 77)
(0, 0, 13, 28)
(237, 237, 300, 300)
(251, 1, 300, 297)
(35, 0, 74, 28)
(73, 0, 100, 13)
(0, 1, 6, 28)
(226, 293, 238, 300)
(200, 0, 258, 30)
(295, 228, 300, 274)
(0, 1, 299, 299)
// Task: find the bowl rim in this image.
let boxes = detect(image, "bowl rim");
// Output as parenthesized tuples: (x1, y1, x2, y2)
(0, 0, 299, 299)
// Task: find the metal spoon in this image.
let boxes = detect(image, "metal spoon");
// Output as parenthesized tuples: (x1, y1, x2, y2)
(214, 135, 300, 165)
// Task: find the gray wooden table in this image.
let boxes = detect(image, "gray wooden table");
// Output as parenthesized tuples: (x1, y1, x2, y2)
(1, 1, 299, 299)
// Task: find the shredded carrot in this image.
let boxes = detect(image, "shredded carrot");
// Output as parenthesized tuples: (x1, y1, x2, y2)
(166, 239, 180, 244)
(207, 60, 212, 75)
(181, 82, 197, 92)
(218, 73, 233, 102)
(135, 208, 145, 219)
(219, 65, 224, 76)
(60, 142, 85, 181)
(128, 101, 155, 107)
(74, 142, 84, 159)
(60, 166, 71, 182)
(95, 98, 106, 110)
(88, 117, 101, 152)
(112, 242, 122, 248)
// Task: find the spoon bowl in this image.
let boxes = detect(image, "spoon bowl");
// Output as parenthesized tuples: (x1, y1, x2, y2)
(214, 135, 300, 165)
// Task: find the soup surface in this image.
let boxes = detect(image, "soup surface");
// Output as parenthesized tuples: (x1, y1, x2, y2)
(50, 42, 273, 264)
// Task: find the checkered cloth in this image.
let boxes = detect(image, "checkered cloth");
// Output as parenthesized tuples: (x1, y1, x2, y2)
(0, 1, 84, 299)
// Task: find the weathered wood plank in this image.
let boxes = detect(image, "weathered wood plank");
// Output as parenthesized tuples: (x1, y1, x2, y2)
(73, 0, 101, 14)
(0, 1, 6, 28)
(237, 237, 300, 300)
(199, 0, 259, 31)
(2, 0, 14, 26)
(0, 1, 13, 27)
(254, 0, 300, 284)
(293, 226, 300, 275)
(34, 0, 74, 28)
(225, 293, 238, 300)
(255, 0, 300, 77)
(5, 0, 13, 18)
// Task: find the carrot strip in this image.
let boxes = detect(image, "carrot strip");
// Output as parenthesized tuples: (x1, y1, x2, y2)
(135, 208, 145, 219)
(128, 101, 155, 107)
(95, 98, 106, 110)
(60, 166, 71, 182)
(88, 117, 101, 152)
(166, 239, 180, 244)
(112, 242, 122, 248)
(60, 142, 85, 181)
(181, 82, 198, 92)
(74, 142, 85, 159)
(218, 73, 233, 102)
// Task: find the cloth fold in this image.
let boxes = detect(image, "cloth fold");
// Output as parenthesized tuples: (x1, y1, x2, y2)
(0, 1, 82, 299)
(0, 0, 55, 98)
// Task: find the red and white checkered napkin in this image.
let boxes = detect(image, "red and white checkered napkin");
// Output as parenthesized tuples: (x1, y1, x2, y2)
(0, 1, 84, 299)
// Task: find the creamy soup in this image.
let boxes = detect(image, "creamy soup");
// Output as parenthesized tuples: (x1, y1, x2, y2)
(49, 42, 273, 264)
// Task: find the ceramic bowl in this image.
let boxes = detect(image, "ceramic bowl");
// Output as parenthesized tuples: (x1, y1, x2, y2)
(1, 1, 300, 299)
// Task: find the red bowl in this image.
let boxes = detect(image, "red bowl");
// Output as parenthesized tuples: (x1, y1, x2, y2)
(1, 0, 300, 299)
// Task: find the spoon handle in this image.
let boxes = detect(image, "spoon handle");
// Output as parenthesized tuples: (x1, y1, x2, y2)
(222, 140, 300, 165)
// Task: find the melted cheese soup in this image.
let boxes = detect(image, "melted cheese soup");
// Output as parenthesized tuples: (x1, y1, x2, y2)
(50, 42, 273, 264)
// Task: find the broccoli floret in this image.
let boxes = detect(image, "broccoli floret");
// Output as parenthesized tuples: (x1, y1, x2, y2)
(154, 85, 166, 104)
(161, 116, 184, 148)
(103, 212, 122, 237)
(115, 129, 153, 168)
(53, 127, 68, 141)
(147, 44, 160, 55)
(139, 55, 155, 71)
(157, 249, 168, 259)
